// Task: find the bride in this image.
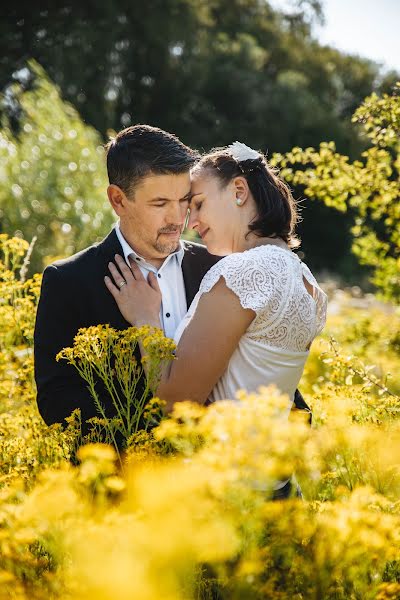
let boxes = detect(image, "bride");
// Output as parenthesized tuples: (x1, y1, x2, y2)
(105, 142, 327, 418)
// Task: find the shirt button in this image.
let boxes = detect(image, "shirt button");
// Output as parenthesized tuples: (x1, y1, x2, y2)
(157, 273, 161, 278)
(166, 312, 171, 318)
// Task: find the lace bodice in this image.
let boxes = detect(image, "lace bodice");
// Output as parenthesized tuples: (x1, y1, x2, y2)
(192, 245, 327, 353)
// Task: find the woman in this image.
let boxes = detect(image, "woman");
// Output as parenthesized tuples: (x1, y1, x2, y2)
(105, 142, 327, 417)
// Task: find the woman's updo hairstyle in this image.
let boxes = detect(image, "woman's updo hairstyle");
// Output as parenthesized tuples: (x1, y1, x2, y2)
(192, 146, 300, 249)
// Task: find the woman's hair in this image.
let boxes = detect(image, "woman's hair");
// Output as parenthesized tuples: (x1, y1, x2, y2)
(192, 147, 300, 248)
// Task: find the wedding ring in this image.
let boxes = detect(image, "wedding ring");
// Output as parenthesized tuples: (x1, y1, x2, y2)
(118, 280, 127, 288)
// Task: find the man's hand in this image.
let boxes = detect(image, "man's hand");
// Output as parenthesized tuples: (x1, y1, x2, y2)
(105, 254, 162, 327)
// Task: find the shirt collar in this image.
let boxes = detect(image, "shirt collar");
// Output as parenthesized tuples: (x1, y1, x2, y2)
(115, 222, 185, 270)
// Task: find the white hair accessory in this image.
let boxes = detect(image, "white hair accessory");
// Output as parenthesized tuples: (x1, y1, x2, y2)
(228, 141, 260, 162)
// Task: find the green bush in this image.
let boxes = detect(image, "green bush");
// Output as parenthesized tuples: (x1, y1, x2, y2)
(273, 83, 400, 302)
(0, 60, 115, 274)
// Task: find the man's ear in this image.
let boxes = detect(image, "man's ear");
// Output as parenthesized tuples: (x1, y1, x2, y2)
(107, 184, 131, 216)
(233, 176, 250, 205)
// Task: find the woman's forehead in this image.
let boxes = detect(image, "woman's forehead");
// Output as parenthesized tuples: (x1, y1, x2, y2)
(190, 172, 218, 192)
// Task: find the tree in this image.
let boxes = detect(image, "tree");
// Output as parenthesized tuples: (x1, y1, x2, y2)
(0, 61, 114, 273)
(273, 84, 400, 301)
(1, 2, 398, 280)
(1, 1, 395, 152)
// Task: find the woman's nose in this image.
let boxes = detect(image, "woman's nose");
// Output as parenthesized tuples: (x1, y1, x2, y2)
(187, 208, 199, 230)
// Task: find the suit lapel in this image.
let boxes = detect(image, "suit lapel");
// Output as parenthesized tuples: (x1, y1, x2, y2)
(181, 242, 200, 307)
(98, 228, 131, 330)
(99, 228, 124, 264)
(181, 241, 222, 306)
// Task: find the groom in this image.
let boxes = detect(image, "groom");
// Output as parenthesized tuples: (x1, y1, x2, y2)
(34, 123, 311, 432)
(34, 124, 219, 429)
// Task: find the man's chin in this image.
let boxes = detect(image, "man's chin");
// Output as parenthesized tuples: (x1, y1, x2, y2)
(154, 238, 181, 255)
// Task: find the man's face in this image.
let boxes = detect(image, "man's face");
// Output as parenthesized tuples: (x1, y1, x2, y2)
(114, 172, 191, 260)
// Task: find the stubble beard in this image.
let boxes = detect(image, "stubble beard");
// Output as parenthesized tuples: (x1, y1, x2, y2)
(153, 225, 182, 255)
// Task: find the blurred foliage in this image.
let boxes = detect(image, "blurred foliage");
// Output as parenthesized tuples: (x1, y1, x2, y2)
(0, 235, 76, 490)
(1, 235, 400, 598)
(2, 1, 397, 152)
(1, 2, 399, 281)
(0, 61, 114, 274)
(274, 84, 400, 301)
(302, 289, 400, 423)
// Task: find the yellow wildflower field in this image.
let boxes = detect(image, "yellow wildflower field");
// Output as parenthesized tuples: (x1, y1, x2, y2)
(1, 235, 400, 600)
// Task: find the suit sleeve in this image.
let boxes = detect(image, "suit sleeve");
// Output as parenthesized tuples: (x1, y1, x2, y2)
(34, 265, 95, 428)
(292, 388, 312, 426)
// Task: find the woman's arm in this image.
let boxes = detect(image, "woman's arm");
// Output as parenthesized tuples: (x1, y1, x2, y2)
(158, 277, 254, 409)
(105, 255, 255, 410)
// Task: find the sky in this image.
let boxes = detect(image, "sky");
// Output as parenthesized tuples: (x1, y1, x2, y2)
(273, 0, 400, 73)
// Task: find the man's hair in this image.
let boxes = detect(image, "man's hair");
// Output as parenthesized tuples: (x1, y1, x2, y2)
(105, 124, 198, 197)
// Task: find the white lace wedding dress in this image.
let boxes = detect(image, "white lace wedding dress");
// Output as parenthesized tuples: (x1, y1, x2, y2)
(174, 245, 328, 414)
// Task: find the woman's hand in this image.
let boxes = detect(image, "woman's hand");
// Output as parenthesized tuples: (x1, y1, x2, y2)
(105, 254, 162, 327)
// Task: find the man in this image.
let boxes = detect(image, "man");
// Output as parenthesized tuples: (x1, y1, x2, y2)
(34, 124, 219, 429)
(34, 123, 311, 435)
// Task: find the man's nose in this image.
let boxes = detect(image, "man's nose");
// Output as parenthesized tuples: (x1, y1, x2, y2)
(169, 201, 187, 225)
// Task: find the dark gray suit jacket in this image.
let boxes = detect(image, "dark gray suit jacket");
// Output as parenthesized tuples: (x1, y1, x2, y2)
(34, 229, 220, 428)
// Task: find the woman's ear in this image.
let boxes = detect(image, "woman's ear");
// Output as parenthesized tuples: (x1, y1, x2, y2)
(233, 176, 250, 206)
(107, 184, 130, 216)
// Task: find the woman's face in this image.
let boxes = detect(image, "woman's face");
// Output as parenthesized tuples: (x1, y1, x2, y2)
(187, 171, 238, 255)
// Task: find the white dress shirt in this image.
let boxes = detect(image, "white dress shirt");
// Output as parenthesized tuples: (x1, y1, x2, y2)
(115, 223, 187, 339)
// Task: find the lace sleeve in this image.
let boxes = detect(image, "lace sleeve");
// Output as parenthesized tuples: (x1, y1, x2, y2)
(198, 251, 274, 312)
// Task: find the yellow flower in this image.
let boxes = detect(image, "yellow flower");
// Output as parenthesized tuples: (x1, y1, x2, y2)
(78, 443, 117, 463)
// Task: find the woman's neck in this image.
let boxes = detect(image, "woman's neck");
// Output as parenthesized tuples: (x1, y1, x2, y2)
(237, 233, 289, 253)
